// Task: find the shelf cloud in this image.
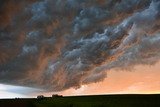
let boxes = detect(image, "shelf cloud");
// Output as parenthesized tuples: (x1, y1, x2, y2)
(0, 0, 160, 91)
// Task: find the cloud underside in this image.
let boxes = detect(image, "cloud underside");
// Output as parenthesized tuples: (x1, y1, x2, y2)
(0, 0, 160, 91)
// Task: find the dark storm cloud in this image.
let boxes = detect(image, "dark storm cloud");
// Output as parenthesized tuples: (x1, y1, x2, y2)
(0, 0, 160, 91)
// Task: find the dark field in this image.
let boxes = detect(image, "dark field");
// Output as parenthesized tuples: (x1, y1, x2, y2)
(0, 94, 160, 107)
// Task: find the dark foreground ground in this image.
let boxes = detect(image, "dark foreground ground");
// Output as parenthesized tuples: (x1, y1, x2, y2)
(0, 94, 160, 107)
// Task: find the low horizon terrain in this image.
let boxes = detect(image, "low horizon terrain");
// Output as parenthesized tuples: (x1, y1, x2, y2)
(0, 94, 160, 107)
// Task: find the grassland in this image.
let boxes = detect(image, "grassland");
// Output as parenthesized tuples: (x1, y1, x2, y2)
(0, 94, 160, 107)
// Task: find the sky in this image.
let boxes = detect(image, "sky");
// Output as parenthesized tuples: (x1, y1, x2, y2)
(1, 61, 160, 98)
(0, 0, 160, 98)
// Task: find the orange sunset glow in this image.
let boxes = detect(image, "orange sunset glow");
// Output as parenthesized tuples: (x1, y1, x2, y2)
(33, 61, 160, 97)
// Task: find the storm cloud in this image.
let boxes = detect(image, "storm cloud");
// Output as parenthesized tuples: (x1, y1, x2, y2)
(0, 0, 160, 91)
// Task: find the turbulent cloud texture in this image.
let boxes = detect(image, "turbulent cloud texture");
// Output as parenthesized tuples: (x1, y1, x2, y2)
(0, 0, 160, 91)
